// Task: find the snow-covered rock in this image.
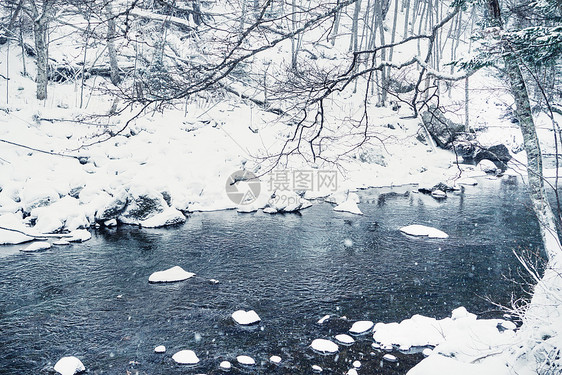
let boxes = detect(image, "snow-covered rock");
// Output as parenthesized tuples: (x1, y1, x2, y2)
(346, 368, 358, 375)
(270, 355, 281, 364)
(103, 219, 117, 227)
(172, 350, 200, 365)
(154, 345, 166, 353)
(0, 193, 20, 214)
(148, 266, 195, 283)
(265, 191, 310, 213)
(399, 224, 449, 239)
(353, 360, 361, 368)
(499, 320, 517, 330)
(140, 208, 186, 228)
(94, 189, 128, 221)
(335, 334, 355, 345)
(0, 213, 34, 245)
(456, 177, 478, 186)
(312, 364, 323, 372)
(334, 198, 363, 215)
(54, 356, 85, 375)
(383, 354, 397, 362)
(219, 360, 231, 370)
(236, 355, 255, 365)
(31, 196, 89, 233)
(310, 339, 339, 354)
(349, 320, 374, 334)
(119, 186, 167, 224)
(422, 348, 433, 357)
(21, 241, 51, 252)
(478, 159, 498, 174)
(20, 182, 60, 214)
(53, 239, 71, 245)
(317, 314, 330, 324)
(431, 190, 447, 199)
(68, 229, 91, 243)
(232, 309, 261, 325)
(451, 306, 476, 321)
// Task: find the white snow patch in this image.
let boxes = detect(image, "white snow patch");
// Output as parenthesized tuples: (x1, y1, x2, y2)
(456, 177, 478, 186)
(68, 229, 91, 243)
(219, 360, 232, 370)
(140, 208, 186, 228)
(317, 314, 330, 324)
(335, 334, 355, 345)
(54, 356, 85, 375)
(310, 339, 339, 354)
(349, 320, 374, 335)
(334, 199, 363, 215)
(422, 348, 433, 357)
(53, 239, 71, 246)
(312, 364, 323, 372)
(353, 360, 361, 368)
(399, 224, 449, 239)
(0, 213, 35, 245)
(236, 355, 255, 365)
(383, 354, 397, 362)
(149, 266, 195, 283)
(154, 345, 166, 353)
(270, 355, 282, 364)
(21, 241, 51, 252)
(343, 239, 353, 247)
(346, 369, 358, 375)
(232, 309, 261, 325)
(172, 350, 200, 365)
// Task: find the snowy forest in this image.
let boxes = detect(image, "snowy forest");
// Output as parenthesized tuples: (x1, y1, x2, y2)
(1, 0, 562, 374)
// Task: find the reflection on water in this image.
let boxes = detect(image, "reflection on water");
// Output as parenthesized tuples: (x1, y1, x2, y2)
(0, 178, 543, 374)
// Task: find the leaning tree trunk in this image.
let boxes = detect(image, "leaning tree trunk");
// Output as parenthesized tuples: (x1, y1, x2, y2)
(487, 0, 562, 261)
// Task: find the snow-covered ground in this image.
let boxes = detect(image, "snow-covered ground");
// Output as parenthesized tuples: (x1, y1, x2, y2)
(1, 0, 562, 372)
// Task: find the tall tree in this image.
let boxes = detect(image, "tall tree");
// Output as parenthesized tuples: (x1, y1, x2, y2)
(485, 0, 561, 261)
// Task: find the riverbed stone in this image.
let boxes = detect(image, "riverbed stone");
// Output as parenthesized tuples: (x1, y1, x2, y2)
(54, 356, 85, 375)
(349, 320, 374, 334)
(149, 266, 195, 283)
(311, 339, 339, 354)
(172, 350, 199, 365)
(232, 309, 261, 325)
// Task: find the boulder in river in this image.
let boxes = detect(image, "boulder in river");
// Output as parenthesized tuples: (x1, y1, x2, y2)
(232, 309, 261, 325)
(54, 356, 85, 375)
(172, 350, 199, 365)
(149, 266, 195, 283)
(311, 339, 339, 354)
(119, 186, 167, 224)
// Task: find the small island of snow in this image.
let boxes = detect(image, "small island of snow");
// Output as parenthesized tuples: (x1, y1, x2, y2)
(310, 338, 339, 354)
(148, 266, 195, 283)
(54, 356, 85, 375)
(399, 224, 449, 239)
(232, 309, 261, 325)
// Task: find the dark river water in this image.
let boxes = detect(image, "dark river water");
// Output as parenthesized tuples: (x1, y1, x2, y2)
(0, 178, 544, 375)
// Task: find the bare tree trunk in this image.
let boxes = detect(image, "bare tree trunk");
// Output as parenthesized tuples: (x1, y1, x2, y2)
(375, 0, 388, 105)
(388, 0, 399, 61)
(106, 1, 121, 85)
(487, 0, 561, 260)
(349, 0, 362, 52)
(330, 7, 341, 46)
(33, 16, 48, 100)
(403, 0, 410, 38)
